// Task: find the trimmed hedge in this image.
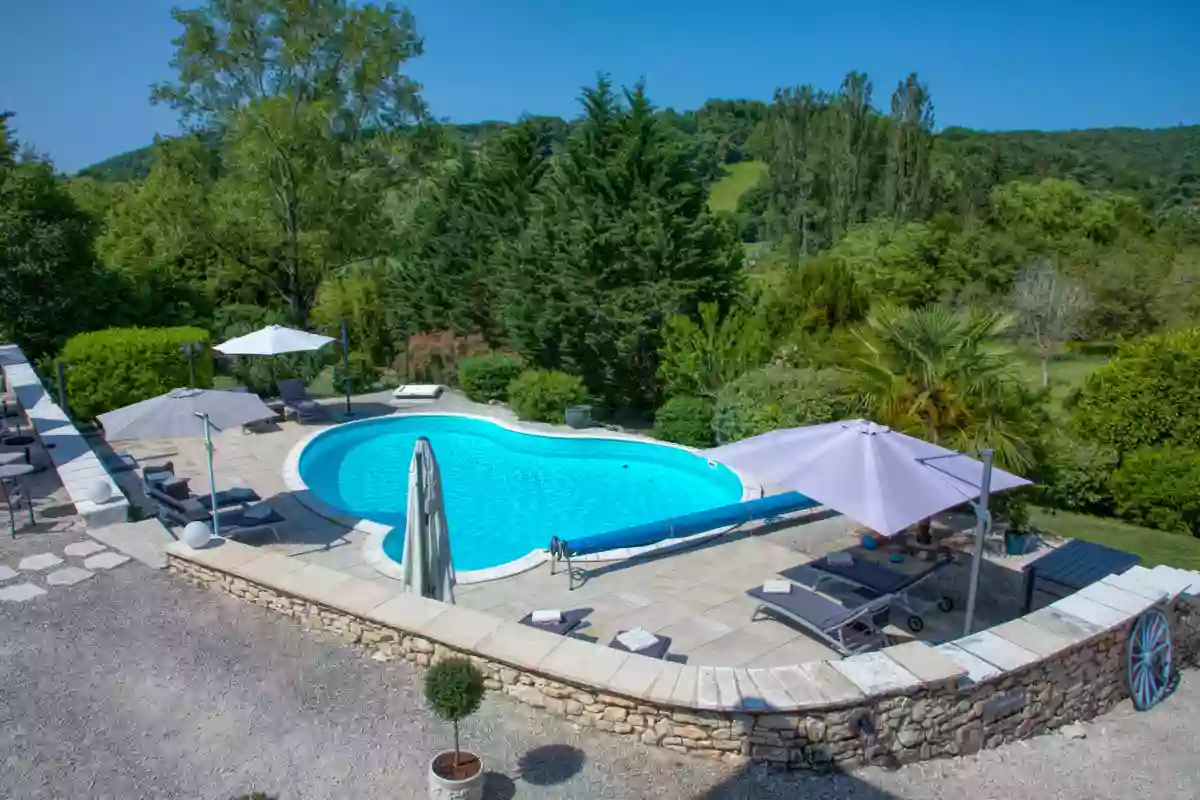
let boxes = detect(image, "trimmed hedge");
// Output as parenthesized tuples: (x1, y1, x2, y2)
(459, 352, 523, 403)
(713, 365, 847, 444)
(507, 370, 586, 423)
(653, 396, 716, 448)
(62, 326, 212, 420)
(1109, 445, 1200, 537)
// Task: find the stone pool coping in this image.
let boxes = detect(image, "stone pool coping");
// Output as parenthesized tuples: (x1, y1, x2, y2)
(281, 411, 764, 584)
(168, 534, 1199, 770)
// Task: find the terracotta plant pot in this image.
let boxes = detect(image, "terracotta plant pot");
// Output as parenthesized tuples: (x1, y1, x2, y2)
(428, 750, 484, 800)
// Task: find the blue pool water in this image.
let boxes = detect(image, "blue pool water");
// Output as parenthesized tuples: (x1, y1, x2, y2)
(298, 415, 744, 571)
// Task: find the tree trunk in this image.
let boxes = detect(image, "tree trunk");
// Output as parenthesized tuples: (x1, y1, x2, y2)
(1041, 356, 1049, 388)
(453, 720, 460, 768)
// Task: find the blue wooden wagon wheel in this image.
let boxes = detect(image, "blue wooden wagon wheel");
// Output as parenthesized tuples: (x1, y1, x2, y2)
(1127, 608, 1173, 711)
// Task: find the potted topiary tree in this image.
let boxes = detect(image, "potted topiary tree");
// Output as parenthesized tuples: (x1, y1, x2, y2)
(425, 657, 486, 800)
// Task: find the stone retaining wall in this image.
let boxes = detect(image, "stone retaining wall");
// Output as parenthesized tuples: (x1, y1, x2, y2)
(168, 549, 1199, 771)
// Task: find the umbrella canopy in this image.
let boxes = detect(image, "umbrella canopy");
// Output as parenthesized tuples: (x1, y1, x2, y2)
(98, 388, 276, 538)
(98, 388, 276, 441)
(401, 437, 455, 603)
(214, 324, 334, 356)
(706, 419, 1031, 536)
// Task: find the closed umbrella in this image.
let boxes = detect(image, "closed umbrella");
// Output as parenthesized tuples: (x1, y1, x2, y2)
(98, 388, 276, 536)
(401, 437, 455, 603)
(707, 419, 1031, 633)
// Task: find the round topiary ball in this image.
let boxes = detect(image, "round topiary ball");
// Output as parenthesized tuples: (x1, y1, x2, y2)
(181, 520, 213, 549)
(86, 479, 112, 504)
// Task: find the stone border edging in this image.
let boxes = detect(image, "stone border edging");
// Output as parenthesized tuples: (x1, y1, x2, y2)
(281, 411, 764, 584)
(166, 537, 1199, 769)
(0, 343, 128, 527)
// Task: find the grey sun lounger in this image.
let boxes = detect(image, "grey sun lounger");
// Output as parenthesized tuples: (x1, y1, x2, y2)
(277, 379, 327, 422)
(783, 552, 955, 633)
(143, 465, 261, 510)
(747, 583, 891, 655)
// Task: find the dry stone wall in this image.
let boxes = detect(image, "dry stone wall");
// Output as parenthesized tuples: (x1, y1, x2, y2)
(169, 551, 1200, 771)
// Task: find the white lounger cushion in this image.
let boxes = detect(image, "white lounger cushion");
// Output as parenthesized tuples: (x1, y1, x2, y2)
(762, 579, 792, 594)
(617, 628, 660, 652)
(392, 384, 444, 399)
(531, 609, 562, 624)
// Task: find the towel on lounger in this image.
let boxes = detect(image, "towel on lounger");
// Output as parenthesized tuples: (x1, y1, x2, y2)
(762, 579, 792, 594)
(616, 628, 660, 652)
(531, 609, 562, 624)
(827, 551, 855, 567)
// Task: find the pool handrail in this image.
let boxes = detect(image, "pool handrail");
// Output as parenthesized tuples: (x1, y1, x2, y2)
(548, 491, 819, 589)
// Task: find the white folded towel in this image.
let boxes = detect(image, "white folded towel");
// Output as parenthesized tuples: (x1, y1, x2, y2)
(616, 628, 660, 652)
(762, 579, 792, 594)
(827, 551, 855, 567)
(531, 609, 562, 624)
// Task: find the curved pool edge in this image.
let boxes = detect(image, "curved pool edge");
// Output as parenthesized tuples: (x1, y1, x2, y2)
(282, 410, 764, 585)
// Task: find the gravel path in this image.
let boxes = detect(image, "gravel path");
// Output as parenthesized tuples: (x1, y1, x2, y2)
(1, 542, 1197, 799)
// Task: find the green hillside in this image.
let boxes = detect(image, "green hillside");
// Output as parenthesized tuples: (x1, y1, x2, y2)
(708, 160, 766, 213)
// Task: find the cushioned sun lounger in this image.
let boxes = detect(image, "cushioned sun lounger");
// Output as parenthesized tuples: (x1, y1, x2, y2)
(277, 379, 327, 422)
(392, 384, 445, 400)
(142, 466, 260, 510)
(746, 583, 891, 655)
(100, 452, 138, 473)
(550, 491, 819, 589)
(608, 631, 672, 660)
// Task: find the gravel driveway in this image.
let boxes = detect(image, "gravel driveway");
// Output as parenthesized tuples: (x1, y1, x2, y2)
(1, 539, 1196, 799)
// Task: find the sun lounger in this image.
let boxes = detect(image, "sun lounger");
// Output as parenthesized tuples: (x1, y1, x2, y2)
(550, 491, 819, 589)
(784, 551, 954, 633)
(100, 452, 138, 473)
(277, 379, 327, 422)
(142, 465, 261, 510)
(518, 608, 590, 637)
(746, 583, 891, 655)
(608, 630, 672, 660)
(392, 384, 444, 400)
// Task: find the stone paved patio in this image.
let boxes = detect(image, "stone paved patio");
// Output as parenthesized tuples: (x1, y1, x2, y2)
(115, 389, 1037, 667)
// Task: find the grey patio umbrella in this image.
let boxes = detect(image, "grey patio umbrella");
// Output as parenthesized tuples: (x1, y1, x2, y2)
(707, 419, 1032, 634)
(98, 388, 276, 536)
(401, 437, 455, 604)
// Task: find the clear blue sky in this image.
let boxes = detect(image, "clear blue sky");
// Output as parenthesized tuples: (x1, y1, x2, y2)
(1, 0, 1196, 173)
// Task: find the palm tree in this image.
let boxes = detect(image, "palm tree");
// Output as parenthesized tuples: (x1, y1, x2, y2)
(842, 304, 1042, 472)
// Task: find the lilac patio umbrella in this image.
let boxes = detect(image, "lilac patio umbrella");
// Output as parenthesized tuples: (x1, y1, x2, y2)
(707, 419, 1032, 633)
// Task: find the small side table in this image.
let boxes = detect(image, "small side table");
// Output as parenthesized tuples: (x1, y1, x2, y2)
(0, 463, 36, 538)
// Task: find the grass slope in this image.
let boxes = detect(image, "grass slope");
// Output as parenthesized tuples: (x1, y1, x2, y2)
(708, 160, 766, 214)
(1030, 507, 1200, 571)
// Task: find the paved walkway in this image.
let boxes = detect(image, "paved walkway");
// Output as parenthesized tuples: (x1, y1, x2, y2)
(0, 540, 1196, 799)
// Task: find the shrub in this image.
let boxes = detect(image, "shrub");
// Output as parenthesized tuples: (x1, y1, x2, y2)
(713, 365, 847, 444)
(507, 370, 586, 423)
(62, 326, 212, 420)
(1072, 327, 1200, 451)
(459, 352, 524, 403)
(653, 396, 716, 448)
(332, 350, 379, 395)
(1037, 437, 1119, 515)
(1109, 446, 1200, 536)
(425, 657, 485, 767)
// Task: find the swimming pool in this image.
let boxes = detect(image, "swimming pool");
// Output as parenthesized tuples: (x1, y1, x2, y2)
(295, 414, 748, 575)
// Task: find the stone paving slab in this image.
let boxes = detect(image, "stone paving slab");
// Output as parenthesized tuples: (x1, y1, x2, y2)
(472, 621, 566, 672)
(1150, 565, 1200, 595)
(952, 630, 1040, 672)
(668, 665, 699, 706)
(714, 666, 741, 710)
(830, 651, 922, 695)
(934, 643, 1003, 684)
(1100, 569, 1170, 602)
(82, 552, 131, 571)
(368, 594, 448, 633)
(46, 567, 94, 586)
(990, 618, 1075, 658)
(1051, 593, 1133, 630)
(537, 636, 628, 688)
(0, 583, 47, 602)
(695, 666, 720, 709)
(743, 667, 794, 710)
(1076, 581, 1160, 615)
(1024, 604, 1105, 642)
(0, 565, 17, 582)
(606, 653, 674, 698)
(18, 553, 63, 571)
(879, 640, 967, 685)
(63, 541, 107, 558)
(88, 518, 175, 568)
(644, 661, 684, 704)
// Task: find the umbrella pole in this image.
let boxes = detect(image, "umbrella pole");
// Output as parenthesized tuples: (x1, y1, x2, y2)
(199, 412, 220, 537)
(963, 448, 994, 636)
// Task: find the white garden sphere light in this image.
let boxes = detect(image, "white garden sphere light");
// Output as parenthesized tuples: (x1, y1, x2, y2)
(85, 479, 112, 504)
(181, 520, 213, 549)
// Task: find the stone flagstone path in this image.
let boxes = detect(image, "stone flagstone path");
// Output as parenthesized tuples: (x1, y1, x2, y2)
(0, 538, 132, 603)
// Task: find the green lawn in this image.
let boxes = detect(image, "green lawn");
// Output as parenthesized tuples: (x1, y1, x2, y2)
(708, 160, 766, 214)
(1030, 507, 1200, 571)
(1011, 349, 1108, 416)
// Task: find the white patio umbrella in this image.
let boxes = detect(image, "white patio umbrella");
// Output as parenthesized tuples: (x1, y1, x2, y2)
(213, 324, 334, 356)
(401, 437, 455, 603)
(707, 419, 1032, 633)
(98, 388, 276, 536)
